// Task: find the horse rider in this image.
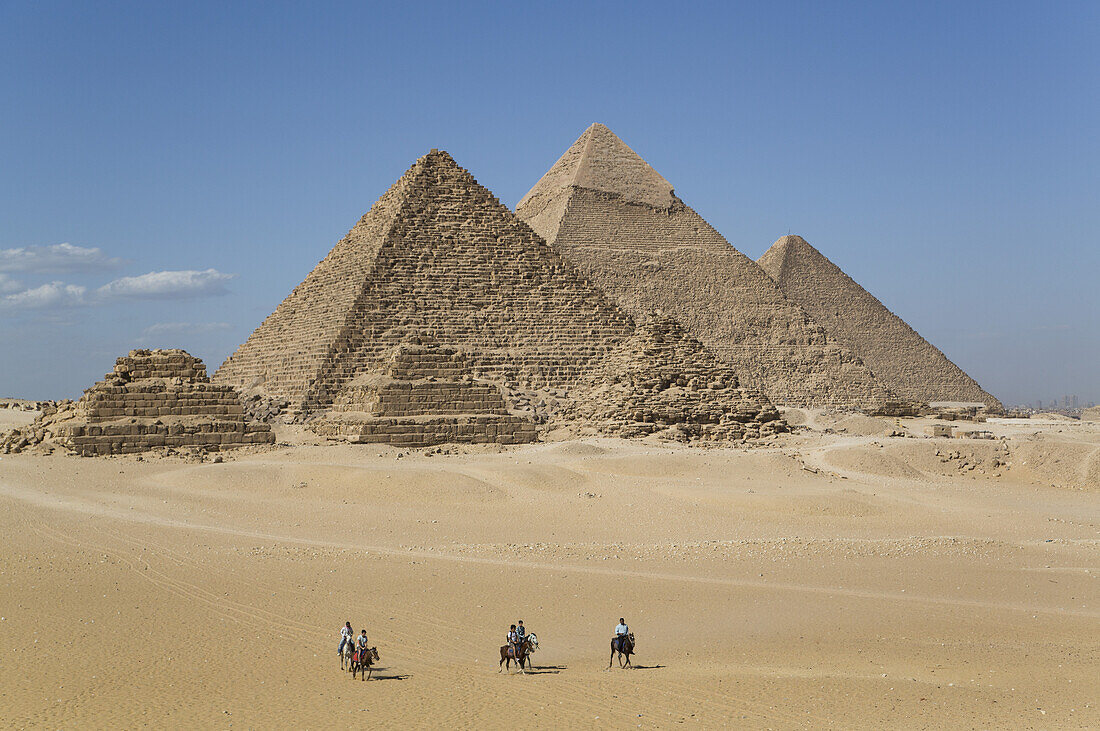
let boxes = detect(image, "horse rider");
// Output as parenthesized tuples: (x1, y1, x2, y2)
(338, 621, 353, 655)
(507, 624, 519, 657)
(515, 620, 527, 650)
(356, 629, 370, 658)
(614, 617, 629, 649)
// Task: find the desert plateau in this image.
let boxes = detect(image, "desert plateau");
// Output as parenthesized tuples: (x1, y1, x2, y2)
(2, 409, 1097, 728)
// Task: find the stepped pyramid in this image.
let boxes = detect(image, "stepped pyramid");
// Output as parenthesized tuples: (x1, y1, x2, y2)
(516, 123, 892, 408)
(214, 150, 781, 441)
(28, 349, 273, 456)
(311, 343, 537, 446)
(758, 235, 1002, 408)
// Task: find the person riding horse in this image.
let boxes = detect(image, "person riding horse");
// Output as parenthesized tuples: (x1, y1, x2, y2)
(499, 631, 538, 673)
(505, 624, 519, 657)
(613, 618, 629, 651)
(355, 629, 369, 661)
(338, 621, 353, 656)
(515, 620, 526, 655)
(609, 617, 635, 668)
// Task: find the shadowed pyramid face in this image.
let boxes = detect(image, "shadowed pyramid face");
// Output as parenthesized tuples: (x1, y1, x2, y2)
(213, 148, 779, 440)
(758, 235, 1001, 408)
(516, 124, 894, 409)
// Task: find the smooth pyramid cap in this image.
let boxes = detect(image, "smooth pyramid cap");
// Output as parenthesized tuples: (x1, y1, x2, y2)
(758, 235, 823, 283)
(519, 123, 675, 210)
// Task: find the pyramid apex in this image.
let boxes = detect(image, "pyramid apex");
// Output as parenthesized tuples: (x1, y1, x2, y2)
(518, 124, 675, 211)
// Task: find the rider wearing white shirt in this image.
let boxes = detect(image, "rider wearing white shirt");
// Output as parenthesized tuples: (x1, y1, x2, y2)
(356, 629, 369, 650)
(615, 618, 629, 643)
(338, 621, 353, 655)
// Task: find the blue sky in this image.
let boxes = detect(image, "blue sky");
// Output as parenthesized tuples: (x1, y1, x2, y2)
(1, 1, 1097, 406)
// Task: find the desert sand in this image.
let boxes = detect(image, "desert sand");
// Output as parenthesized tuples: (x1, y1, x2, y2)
(1, 414, 1097, 728)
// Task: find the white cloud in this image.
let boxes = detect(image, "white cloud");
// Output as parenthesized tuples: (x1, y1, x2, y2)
(0, 273, 22, 294)
(140, 321, 232, 337)
(0, 243, 125, 273)
(96, 269, 236, 299)
(0, 282, 87, 310)
(0, 268, 235, 313)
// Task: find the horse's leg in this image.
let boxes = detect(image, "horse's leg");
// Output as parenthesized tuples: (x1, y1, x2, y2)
(499, 649, 506, 673)
(609, 648, 615, 669)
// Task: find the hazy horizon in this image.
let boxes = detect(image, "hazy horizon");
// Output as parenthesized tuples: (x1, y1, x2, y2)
(2, 1, 1096, 406)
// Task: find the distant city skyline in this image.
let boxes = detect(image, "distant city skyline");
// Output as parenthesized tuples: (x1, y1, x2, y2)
(1, 2, 1096, 405)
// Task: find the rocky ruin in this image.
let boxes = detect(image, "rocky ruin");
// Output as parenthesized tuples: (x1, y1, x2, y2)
(214, 149, 782, 443)
(2, 349, 273, 456)
(758, 235, 1002, 408)
(515, 123, 894, 409)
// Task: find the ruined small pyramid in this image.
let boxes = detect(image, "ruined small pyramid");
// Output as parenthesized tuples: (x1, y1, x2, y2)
(11, 349, 274, 456)
(517, 124, 893, 408)
(214, 150, 780, 441)
(758, 235, 1001, 408)
(311, 343, 537, 446)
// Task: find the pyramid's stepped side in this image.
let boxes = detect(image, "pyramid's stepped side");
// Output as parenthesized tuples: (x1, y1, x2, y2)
(214, 150, 639, 412)
(311, 344, 536, 447)
(214, 149, 780, 441)
(516, 124, 893, 409)
(758, 235, 1002, 409)
(213, 166, 418, 407)
(39, 350, 273, 456)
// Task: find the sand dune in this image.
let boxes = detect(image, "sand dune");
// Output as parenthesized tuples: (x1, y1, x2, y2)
(1, 415, 1098, 728)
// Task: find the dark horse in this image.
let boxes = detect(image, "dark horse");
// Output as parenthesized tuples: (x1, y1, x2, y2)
(350, 645, 379, 680)
(499, 634, 538, 674)
(609, 633, 635, 668)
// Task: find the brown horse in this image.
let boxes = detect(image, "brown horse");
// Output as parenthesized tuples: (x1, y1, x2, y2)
(351, 646, 379, 680)
(499, 634, 538, 674)
(609, 633, 635, 668)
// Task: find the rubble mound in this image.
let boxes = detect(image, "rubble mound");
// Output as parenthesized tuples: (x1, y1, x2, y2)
(310, 343, 536, 447)
(2, 350, 274, 456)
(571, 319, 785, 441)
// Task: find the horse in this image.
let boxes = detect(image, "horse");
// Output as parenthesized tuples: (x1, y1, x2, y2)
(499, 633, 538, 674)
(351, 645, 380, 680)
(340, 638, 355, 671)
(609, 633, 635, 669)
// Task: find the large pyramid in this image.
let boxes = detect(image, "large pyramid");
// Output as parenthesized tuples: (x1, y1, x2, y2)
(214, 150, 781, 440)
(516, 123, 892, 408)
(758, 235, 1002, 408)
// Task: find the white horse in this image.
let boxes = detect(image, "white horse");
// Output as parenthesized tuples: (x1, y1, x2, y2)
(340, 639, 355, 671)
